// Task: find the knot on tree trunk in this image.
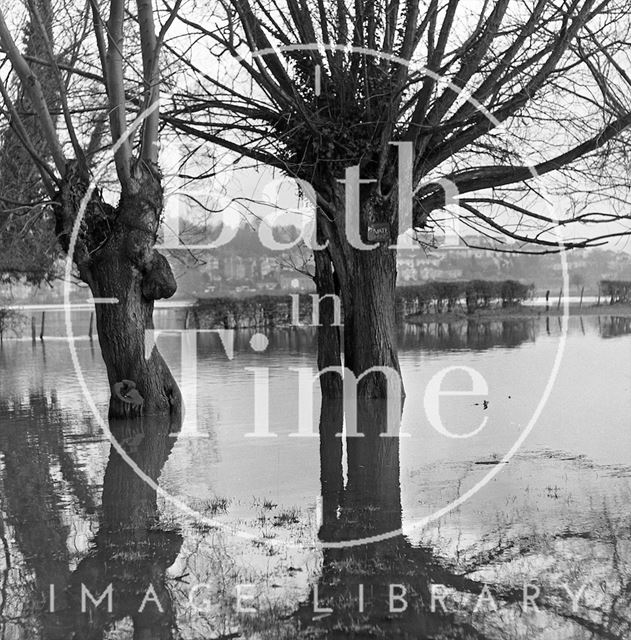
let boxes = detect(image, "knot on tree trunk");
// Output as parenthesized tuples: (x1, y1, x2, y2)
(127, 159, 163, 201)
(142, 251, 176, 301)
(119, 160, 166, 273)
(111, 379, 145, 418)
(55, 160, 116, 272)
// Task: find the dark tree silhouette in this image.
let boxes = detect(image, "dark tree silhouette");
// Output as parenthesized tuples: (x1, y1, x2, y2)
(0, 0, 181, 416)
(166, 0, 631, 396)
(303, 399, 507, 638)
(58, 417, 183, 640)
(292, 398, 631, 639)
(0, 395, 183, 640)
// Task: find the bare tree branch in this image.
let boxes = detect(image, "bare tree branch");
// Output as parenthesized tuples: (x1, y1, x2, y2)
(0, 8, 65, 174)
(105, 0, 132, 183)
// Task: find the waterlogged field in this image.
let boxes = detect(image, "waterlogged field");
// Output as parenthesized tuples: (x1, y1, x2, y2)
(0, 311, 630, 639)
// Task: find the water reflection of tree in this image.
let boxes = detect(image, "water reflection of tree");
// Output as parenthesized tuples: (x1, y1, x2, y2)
(2, 394, 630, 638)
(292, 399, 631, 639)
(400, 319, 536, 352)
(0, 394, 182, 639)
(293, 400, 499, 638)
(196, 319, 538, 360)
(599, 316, 631, 339)
(0, 392, 97, 637)
(56, 417, 183, 639)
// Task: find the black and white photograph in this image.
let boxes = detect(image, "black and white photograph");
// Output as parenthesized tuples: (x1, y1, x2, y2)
(1, 0, 631, 637)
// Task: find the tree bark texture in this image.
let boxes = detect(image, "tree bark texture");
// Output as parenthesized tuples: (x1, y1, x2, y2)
(55, 160, 181, 418)
(316, 187, 403, 398)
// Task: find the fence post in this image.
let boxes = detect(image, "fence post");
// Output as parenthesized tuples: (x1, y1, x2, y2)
(579, 286, 584, 310)
(545, 290, 550, 312)
(39, 311, 46, 340)
(31, 316, 36, 342)
(88, 311, 94, 341)
(557, 288, 562, 310)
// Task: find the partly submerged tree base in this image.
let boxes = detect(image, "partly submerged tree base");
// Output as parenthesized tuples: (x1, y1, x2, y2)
(56, 162, 182, 419)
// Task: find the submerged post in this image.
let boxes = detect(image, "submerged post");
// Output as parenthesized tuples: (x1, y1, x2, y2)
(88, 311, 94, 341)
(579, 286, 584, 310)
(39, 311, 45, 340)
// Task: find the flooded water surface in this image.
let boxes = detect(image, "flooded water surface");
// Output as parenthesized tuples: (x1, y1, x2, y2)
(0, 311, 630, 638)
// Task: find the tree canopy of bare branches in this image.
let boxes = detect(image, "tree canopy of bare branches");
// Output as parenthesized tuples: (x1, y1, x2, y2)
(0, 0, 183, 415)
(163, 0, 631, 394)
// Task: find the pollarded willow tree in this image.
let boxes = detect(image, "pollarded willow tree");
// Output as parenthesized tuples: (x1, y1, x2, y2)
(0, 0, 182, 416)
(167, 0, 631, 396)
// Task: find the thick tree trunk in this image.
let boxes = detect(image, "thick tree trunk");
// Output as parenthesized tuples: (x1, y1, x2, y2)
(56, 161, 181, 419)
(315, 186, 403, 399)
(340, 245, 401, 397)
(89, 245, 181, 419)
